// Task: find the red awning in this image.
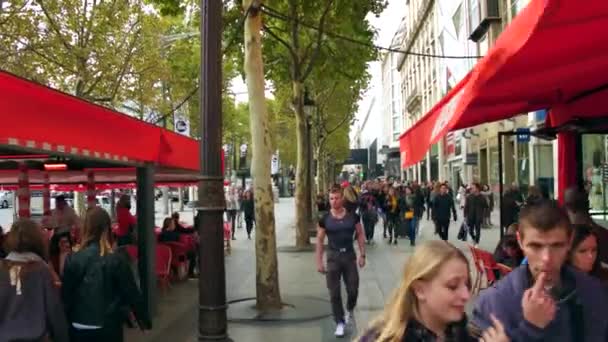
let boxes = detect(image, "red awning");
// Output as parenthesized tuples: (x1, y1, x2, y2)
(399, 0, 608, 167)
(0, 70, 206, 171)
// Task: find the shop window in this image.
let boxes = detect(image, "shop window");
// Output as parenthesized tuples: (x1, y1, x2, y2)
(533, 144, 554, 199)
(517, 142, 530, 189)
(582, 134, 608, 216)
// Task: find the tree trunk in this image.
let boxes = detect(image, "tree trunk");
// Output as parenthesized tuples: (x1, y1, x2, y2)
(293, 81, 311, 248)
(317, 148, 327, 195)
(243, 0, 282, 311)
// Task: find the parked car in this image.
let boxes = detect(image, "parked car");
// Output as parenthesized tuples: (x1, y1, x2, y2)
(0, 191, 13, 208)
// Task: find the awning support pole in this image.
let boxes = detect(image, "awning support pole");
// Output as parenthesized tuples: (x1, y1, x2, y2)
(498, 132, 505, 240)
(17, 162, 30, 218)
(137, 164, 157, 320)
(42, 172, 51, 224)
(86, 171, 96, 209)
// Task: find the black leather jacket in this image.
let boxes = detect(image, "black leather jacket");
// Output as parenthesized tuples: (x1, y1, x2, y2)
(61, 243, 151, 329)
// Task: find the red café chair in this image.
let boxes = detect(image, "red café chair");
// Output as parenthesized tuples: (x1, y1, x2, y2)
(496, 263, 513, 277)
(161, 241, 190, 281)
(468, 245, 484, 294)
(475, 247, 502, 288)
(125, 245, 138, 261)
(179, 234, 196, 252)
(156, 245, 172, 293)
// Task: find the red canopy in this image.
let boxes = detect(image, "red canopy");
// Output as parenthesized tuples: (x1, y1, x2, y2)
(399, 0, 608, 167)
(0, 70, 206, 172)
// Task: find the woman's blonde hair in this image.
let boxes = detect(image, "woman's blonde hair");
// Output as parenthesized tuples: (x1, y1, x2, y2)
(81, 207, 114, 256)
(363, 241, 469, 342)
(343, 186, 357, 203)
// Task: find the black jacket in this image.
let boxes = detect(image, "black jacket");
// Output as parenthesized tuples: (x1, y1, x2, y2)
(464, 194, 488, 224)
(432, 193, 457, 222)
(62, 243, 150, 330)
(241, 198, 255, 219)
(360, 317, 475, 342)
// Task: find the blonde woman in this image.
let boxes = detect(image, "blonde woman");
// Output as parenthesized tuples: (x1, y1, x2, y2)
(343, 185, 359, 214)
(358, 241, 508, 342)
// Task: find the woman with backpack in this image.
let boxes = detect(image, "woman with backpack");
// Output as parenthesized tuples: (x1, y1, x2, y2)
(62, 207, 150, 342)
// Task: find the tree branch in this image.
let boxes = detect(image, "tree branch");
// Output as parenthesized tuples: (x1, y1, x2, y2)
(289, 0, 300, 80)
(300, 0, 334, 82)
(36, 0, 75, 54)
(0, 33, 75, 72)
(0, 0, 30, 26)
(325, 110, 352, 137)
(262, 24, 297, 63)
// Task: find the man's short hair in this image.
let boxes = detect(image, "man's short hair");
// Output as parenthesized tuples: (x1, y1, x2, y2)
(564, 186, 589, 213)
(55, 195, 66, 203)
(518, 200, 571, 237)
(329, 185, 343, 196)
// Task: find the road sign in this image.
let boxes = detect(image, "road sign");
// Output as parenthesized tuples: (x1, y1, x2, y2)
(516, 128, 531, 143)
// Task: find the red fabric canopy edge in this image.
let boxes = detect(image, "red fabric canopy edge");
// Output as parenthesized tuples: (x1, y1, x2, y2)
(0, 70, 214, 172)
(398, 74, 470, 168)
(398, 0, 547, 168)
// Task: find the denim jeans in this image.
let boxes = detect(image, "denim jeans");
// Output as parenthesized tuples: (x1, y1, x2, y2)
(408, 217, 418, 246)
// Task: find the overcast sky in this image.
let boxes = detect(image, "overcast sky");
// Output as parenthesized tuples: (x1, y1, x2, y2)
(351, 1, 404, 144)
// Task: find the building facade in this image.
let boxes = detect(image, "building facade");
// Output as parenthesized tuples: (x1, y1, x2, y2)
(380, 16, 407, 179)
(397, 0, 442, 183)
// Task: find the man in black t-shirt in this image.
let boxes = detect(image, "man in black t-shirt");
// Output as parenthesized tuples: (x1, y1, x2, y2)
(316, 187, 366, 338)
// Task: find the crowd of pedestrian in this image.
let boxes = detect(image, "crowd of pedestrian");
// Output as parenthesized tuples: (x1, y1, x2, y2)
(314, 179, 608, 341)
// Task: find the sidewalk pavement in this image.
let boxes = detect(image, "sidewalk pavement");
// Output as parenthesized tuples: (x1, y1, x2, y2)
(127, 198, 503, 342)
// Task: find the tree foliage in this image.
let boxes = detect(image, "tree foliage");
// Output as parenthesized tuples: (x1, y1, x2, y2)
(0, 0, 167, 112)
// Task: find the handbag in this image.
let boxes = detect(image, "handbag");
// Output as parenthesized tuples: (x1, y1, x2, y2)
(457, 222, 468, 241)
(404, 211, 414, 220)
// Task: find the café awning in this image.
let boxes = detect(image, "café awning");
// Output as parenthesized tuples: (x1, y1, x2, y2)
(0, 70, 206, 173)
(399, 0, 608, 168)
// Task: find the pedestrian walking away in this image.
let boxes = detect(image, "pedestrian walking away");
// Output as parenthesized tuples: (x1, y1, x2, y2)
(464, 183, 487, 245)
(432, 183, 458, 241)
(316, 186, 366, 338)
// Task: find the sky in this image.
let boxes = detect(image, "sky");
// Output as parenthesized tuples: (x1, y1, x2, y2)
(350, 1, 404, 145)
(231, 1, 404, 108)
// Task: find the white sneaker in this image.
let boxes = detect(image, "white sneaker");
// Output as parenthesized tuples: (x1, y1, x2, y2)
(345, 311, 354, 325)
(335, 322, 345, 338)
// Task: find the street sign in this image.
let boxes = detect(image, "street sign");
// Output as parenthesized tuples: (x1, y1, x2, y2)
(271, 152, 279, 175)
(173, 113, 190, 136)
(516, 128, 531, 143)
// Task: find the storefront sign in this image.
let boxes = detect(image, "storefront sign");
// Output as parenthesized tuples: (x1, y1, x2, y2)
(464, 153, 478, 165)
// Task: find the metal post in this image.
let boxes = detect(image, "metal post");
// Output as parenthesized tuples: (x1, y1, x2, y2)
(86, 171, 96, 209)
(498, 132, 504, 239)
(42, 172, 51, 224)
(307, 118, 313, 219)
(198, 0, 228, 339)
(17, 162, 30, 218)
(136, 164, 157, 319)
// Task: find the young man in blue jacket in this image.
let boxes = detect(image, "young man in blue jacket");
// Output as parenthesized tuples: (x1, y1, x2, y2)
(471, 200, 608, 341)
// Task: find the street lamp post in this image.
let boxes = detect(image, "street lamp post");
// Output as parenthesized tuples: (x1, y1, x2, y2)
(198, 0, 228, 340)
(303, 90, 316, 219)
